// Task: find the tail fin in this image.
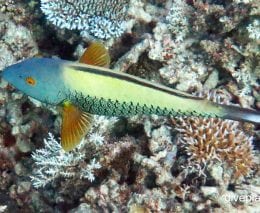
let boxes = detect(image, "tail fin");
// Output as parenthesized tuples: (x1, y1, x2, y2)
(217, 103, 260, 124)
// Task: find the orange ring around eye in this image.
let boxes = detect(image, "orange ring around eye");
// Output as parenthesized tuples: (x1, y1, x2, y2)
(25, 77, 36, 86)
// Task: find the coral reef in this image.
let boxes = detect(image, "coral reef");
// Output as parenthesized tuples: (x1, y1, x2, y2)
(0, 0, 259, 212)
(173, 117, 256, 181)
(0, 12, 38, 70)
(146, 0, 209, 92)
(30, 133, 101, 188)
(40, 0, 129, 39)
(247, 19, 260, 40)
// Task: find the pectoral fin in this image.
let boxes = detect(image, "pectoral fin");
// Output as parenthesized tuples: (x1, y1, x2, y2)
(79, 42, 110, 68)
(61, 101, 92, 151)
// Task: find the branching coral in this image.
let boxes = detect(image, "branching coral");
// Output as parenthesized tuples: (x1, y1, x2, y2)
(40, 0, 129, 39)
(30, 133, 101, 188)
(173, 117, 256, 181)
(247, 19, 260, 40)
(88, 115, 118, 145)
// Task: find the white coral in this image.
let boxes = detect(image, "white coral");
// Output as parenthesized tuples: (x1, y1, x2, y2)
(80, 158, 102, 182)
(30, 133, 101, 188)
(0, 206, 7, 213)
(89, 132, 105, 146)
(40, 0, 128, 39)
(247, 19, 260, 40)
(233, 0, 253, 3)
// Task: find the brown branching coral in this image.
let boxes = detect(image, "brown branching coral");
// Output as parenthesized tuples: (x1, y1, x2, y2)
(173, 117, 256, 181)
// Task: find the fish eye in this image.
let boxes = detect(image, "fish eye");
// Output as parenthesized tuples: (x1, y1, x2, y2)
(25, 76, 36, 86)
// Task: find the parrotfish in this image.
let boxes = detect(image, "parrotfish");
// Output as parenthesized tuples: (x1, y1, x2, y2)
(2, 43, 260, 151)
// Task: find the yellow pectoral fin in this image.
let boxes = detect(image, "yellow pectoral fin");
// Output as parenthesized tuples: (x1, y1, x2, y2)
(79, 42, 110, 68)
(61, 101, 92, 152)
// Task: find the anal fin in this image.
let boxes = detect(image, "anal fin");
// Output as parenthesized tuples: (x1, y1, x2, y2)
(61, 101, 92, 152)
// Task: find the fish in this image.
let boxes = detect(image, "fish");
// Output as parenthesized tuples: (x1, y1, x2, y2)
(2, 42, 260, 151)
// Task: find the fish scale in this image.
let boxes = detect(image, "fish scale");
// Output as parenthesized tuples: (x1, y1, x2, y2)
(69, 90, 217, 118)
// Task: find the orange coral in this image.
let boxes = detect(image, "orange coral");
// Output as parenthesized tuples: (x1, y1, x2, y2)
(173, 117, 256, 180)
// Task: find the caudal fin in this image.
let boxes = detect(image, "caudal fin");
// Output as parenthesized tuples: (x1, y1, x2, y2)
(218, 103, 260, 124)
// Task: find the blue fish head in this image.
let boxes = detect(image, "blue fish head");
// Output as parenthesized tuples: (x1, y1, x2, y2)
(2, 58, 67, 105)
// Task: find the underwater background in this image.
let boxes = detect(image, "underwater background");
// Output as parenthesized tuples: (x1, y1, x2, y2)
(0, 0, 259, 212)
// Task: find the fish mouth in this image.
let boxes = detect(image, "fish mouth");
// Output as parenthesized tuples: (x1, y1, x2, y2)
(1, 61, 23, 81)
(1, 66, 11, 81)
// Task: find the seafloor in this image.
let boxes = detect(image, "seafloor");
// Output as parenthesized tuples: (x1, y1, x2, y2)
(0, 0, 259, 212)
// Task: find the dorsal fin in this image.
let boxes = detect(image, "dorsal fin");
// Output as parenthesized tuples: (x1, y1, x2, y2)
(61, 101, 92, 151)
(79, 42, 110, 68)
